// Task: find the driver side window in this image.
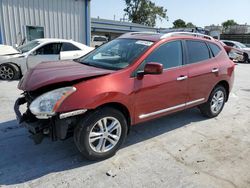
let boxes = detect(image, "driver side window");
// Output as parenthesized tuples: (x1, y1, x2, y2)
(36, 43, 61, 55)
(144, 41, 183, 69)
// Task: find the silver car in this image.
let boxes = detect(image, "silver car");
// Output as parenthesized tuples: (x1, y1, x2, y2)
(222, 40, 250, 63)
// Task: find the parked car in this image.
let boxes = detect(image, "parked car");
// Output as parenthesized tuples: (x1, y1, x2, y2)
(0, 39, 94, 80)
(91, 35, 108, 48)
(15, 32, 235, 160)
(222, 40, 250, 63)
(218, 41, 244, 62)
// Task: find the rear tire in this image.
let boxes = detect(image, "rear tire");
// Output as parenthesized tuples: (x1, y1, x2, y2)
(0, 63, 21, 80)
(74, 107, 128, 160)
(199, 85, 227, 118)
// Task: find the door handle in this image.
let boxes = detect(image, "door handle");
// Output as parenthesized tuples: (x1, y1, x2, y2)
(177, 75, 188, 81)
(211, 68, 219, 73)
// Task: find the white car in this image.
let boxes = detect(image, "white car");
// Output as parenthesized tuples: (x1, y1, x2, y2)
(0, 39, 94, 80)
(222, 40, 250, 63)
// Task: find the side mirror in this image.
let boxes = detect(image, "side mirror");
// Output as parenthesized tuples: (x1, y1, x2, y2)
(137, 62, 163, 79)
(30, 51, 37, 56)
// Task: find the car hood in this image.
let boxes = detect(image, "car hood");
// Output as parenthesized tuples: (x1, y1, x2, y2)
(18, 60, 114, 91)
(0, 45, 20, 56)
(0, 53, 24, 62)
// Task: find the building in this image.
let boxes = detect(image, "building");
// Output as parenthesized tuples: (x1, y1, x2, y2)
(0, 0, 91, 46)
(91, 17, 158, 40)
(204, 25, 223, 39)
(205, 25, 250, 44)
(224, 25, 250, 34)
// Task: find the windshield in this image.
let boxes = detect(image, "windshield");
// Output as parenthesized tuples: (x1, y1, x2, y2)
(17, 40, 41, 53)
(79, 39, 154, 70)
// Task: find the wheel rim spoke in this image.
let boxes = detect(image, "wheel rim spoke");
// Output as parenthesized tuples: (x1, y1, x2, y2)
(218, 97, 224, 103)
(96, 138, 105, 152)
(89, 132, 103, 143)
(108, 134, 119, 142)
(106, 136, 116, 145)
(107, 120, 119, 133)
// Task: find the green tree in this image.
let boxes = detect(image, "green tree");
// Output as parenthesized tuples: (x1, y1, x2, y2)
(124, 0, 167, 27)
(173, 19, 186, 28)
(186, 22, 196, 28)
(222, 20, 238, 30)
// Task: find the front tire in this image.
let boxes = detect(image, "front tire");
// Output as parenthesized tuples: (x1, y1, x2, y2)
(199, 85, 227, 118)
(74, 107, 128, 160)
(0, 63, 21, 80)
(242, 53, 249, 63)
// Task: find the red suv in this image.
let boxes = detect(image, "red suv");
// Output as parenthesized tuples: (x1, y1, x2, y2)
(15, 32, 235, 160)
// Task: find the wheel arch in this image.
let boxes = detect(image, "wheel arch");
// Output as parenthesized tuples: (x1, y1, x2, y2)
(8, 62, 22, 75)
(214, 80, 230, 102)
(96, 102, 131, 133)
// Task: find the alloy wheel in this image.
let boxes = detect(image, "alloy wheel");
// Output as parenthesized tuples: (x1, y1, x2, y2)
(210, 90, 225, 114)
(0, 65, 14, 80)
(89, 117, 122, 153)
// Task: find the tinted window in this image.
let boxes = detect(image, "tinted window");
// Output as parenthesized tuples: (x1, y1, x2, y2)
(208, 43, 221, 57)
(223, 42, 234, 47)
(61, 43, 80, 51)
(145, 41, 183, 69)
(93, 37, 107, 42)
(186, 41, 210, 64)
(36, 43, 61, 55)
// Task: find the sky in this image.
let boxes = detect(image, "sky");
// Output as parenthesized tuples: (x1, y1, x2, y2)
(91, 0, 250, 28)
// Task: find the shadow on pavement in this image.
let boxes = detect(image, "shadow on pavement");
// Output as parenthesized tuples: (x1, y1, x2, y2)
(0, 108, 206, 185)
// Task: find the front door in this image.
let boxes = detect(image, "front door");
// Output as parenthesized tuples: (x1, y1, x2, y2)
(134, 40, 188, 123)
(27, 43, 61, 69)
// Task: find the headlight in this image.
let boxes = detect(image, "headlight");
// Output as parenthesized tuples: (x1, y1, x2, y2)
(29, 87, 76, 118)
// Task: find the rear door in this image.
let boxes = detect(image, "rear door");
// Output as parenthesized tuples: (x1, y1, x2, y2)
(184, 40, 220, 104)
(134, 40, 188, 123)
(27, 42, 61, 69)
(60, 42, 82, 60)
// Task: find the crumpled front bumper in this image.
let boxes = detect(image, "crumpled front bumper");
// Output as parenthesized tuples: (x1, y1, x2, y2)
(14, 97, 78, 144)
(14, 97, 54, 144)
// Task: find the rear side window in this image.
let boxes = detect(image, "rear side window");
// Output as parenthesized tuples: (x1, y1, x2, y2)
(61, 43, 80, 51)
(145, 41, 183, 69)
(186, 40, 210, 64)
(208, 43, 221, 57)
(224, 42, 234, 47)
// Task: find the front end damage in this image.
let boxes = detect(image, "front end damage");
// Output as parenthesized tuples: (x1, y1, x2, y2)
(14, 92, 84, 144)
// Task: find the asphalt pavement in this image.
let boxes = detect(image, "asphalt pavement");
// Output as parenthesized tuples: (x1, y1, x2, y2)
(0, 63, 250, 188)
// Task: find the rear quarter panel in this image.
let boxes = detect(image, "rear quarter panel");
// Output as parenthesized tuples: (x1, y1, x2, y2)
(206, 51, 235, 100)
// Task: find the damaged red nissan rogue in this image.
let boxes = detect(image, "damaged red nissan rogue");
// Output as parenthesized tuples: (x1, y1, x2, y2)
(15, 32, 235, 160)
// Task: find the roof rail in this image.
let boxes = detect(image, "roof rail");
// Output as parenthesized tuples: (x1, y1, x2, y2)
(128, 31, 158, 35)
(160, 32, 215, 41)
